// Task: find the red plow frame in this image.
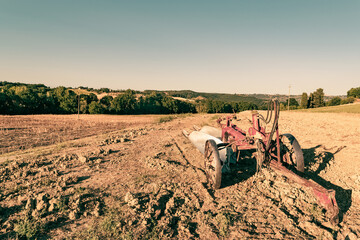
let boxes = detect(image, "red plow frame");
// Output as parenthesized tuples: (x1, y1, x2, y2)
(214, 99, 339, 224)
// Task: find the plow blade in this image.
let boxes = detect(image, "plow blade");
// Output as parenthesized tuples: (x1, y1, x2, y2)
(270, 160, 339, 224)
(196, 125, 222, 139)
(184, 130, 227, 161)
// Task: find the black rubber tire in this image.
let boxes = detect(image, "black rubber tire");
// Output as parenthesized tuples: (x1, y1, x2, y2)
(204, 139, 222, 189)
(280, 134, 305, 172)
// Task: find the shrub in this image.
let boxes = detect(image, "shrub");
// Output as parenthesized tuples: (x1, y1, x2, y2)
(327, 97, 341, 106)
(347, 87, 360, 98)
(14, 217, 43, 239)
(341, 97, 355, 104)
(158, 116, 176, 123)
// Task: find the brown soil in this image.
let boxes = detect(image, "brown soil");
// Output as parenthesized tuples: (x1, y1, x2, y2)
(0, 112, 359, 239)
(0, 115, 157, 154)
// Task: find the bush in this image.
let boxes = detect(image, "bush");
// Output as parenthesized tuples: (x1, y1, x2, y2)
(341, 96, 355, 104)
(158, 116, 176, 123)
(347, 87, 360, 98)
(327, 97, 341, 106)
(14, 217, 43, 239)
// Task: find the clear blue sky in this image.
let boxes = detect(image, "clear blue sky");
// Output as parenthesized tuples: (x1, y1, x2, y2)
(1, 1, 359, 95)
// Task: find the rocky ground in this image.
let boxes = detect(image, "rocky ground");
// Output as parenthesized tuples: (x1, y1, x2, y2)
(0, 112, 359, 239)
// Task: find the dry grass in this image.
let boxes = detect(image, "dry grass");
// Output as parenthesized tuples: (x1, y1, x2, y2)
(298, 103, 360, 114)
(0, 114, 158, 154)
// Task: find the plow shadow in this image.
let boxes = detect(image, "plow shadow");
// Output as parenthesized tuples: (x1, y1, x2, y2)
(302, 145, 351, 223)
(219, 145, 351, 223)
(221, 150, 257, 188)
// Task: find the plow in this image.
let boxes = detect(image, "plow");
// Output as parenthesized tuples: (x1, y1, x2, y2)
(183, 99, 339, 224)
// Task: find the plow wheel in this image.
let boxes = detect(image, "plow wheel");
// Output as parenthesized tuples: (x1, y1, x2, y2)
(280, 134, 304, 172)
(204, 140, 222, 189)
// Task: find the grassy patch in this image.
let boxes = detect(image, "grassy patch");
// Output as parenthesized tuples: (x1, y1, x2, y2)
(74, 186, 92, 195)
(157, 116, 176, 123)
(299, 103, 360, 113)
(14, 216, 44, 239)
(144, 218, 162, 240)
(57, 196, 70, 213)
(56, 142, 69, 150)
(177, 113, 193, 118)
(309, 203, 323, 221)
(211, 114, 221, 120)
(157, 113, 194, 123)
(134, 174, 157, 185)
(38, 177, 53, 187)
(215, 211, 233, 238)
(73, 207, 133, 240)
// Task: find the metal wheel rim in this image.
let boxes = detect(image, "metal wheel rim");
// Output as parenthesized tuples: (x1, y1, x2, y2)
(205, 147, 216, 187)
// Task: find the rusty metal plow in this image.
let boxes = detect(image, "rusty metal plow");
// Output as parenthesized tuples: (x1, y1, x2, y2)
(183, 99, 339, 224)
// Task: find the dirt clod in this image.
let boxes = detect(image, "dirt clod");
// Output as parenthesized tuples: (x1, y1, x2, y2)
(25, 198, 36, 210)
(69, 210, 79, 220)
(77, 154, 88, 163)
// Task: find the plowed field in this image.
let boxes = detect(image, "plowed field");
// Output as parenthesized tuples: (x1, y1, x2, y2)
(0, 112, 359, 239)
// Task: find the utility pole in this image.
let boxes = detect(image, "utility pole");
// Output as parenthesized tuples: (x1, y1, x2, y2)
(77, 94, 80, 119)
(288, 85, 291, 111)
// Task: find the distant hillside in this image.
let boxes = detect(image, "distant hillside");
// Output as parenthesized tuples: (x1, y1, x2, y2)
(0, 81, 258, 115)
(2, 81, 355, 115)
(163, 90, 264, 104)
(152, 90, 303, 106)
(71, 89, 345, 105)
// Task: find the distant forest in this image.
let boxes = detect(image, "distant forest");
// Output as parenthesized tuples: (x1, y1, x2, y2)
(0, 82, 258, 115)
(0, 81, 358, 115)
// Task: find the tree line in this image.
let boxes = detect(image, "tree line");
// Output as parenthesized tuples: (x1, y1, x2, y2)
(1, 82, 358, 114)
(281, 88, 356, 110)
(0, 82, 258, 115)
(300, 88, 355, 109)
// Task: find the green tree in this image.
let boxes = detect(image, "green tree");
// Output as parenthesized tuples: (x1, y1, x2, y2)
(87, 93, 98, 103)
(327, 97, 341, 106)
(43, 91, 58, 113)
(9, 85, 43, 114)
(99, 95, 113, 113)
(347, 87, 360, 98)
(195, 100, 207, 113)
(285, 98, 299, 108)
(141, 92, 164, 114)
(308, 93, 314, 108)
(110, 89, 137, 114)
(0, 91, 14, 114)
(161, 96, 178, 114)
(52, 87, 77, 113)
(311, 88, 325, 108)
(300, 93, 308, 109)
(341, 97, 355, 104)
(77, 93, 98, 113)
(100, 95, 113, 107)
(88, 101, 105, 114)
(99, 88, 110, 93)
(78, 94, 89, 113)
(280, 103, 286, 111)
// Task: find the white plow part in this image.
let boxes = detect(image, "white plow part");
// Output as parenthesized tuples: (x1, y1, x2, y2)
(188, 131, 226, 161)
(199, 126, 222, 139)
